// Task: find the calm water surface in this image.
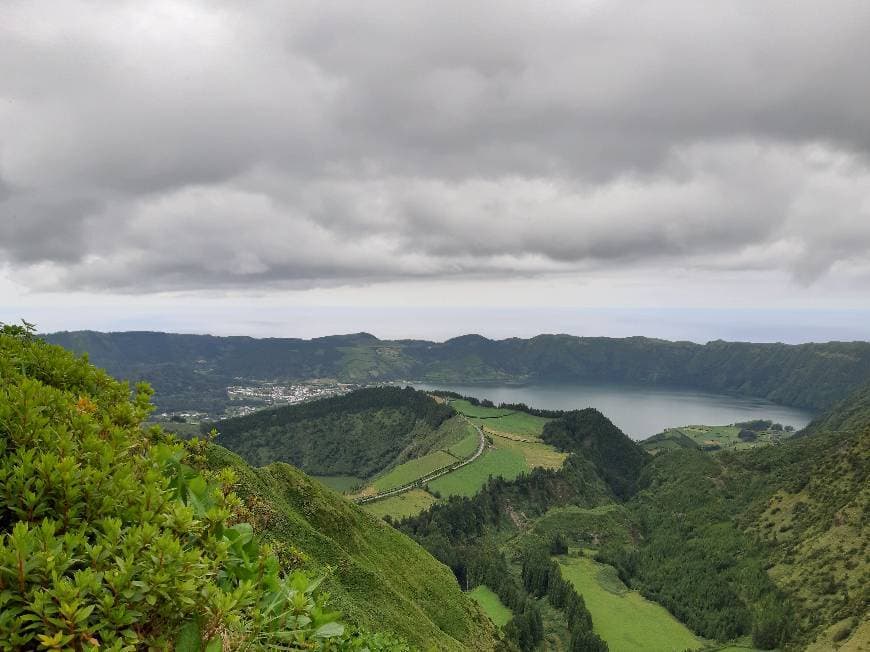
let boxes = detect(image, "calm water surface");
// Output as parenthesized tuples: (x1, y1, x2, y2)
(412, 382, 815, 440)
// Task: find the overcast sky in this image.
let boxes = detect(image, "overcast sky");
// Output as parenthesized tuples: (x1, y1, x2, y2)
(2, 1, 869, 342)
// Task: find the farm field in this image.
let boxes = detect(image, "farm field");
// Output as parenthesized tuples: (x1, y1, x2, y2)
(372, 450, 457, 491)
(312, 475, 363, 493)
(449, 399, 551, 438)
(494, 435, 566, 469)
(558, 555, 703, 652)
(447, 432, 481, 459)
(361, 489, 437, 520)
(467, 585, 512, 627)
(428, 445, 526, 497)
(470, 411, 551, 439)
(642, 422, 795, 454)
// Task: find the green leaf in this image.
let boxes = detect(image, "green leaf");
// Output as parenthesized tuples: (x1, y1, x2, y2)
(204, 636, 223, 652)
(173, 619, 200, 652)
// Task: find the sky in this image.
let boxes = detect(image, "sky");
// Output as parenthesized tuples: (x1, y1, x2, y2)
(1, 1, 869, 342)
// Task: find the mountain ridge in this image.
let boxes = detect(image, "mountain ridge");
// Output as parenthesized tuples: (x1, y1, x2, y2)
(44, 330, 870, 414)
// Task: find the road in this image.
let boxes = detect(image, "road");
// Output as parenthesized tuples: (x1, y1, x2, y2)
(354, 414, 487, 505)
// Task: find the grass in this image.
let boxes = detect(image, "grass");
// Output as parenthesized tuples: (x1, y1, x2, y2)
(428, 446, 527, 498)
(312, 475, 363, 493)
(642, 424, 795, 454)
(493, 435, 566, 469)
(467, 585, 512, 627)
(450, 399, 551, 439)
(471, 412, 551, 439)
(447, 432, 481, 459)
(361, 489, 438, 520)
(205, 446, 499, 651)
(448, 399, 514, 418)
(559, 555, 703, 652)
(371, 450, 458, 491)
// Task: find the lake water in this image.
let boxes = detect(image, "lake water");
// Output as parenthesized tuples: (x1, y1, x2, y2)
(412, 382, 815, 440)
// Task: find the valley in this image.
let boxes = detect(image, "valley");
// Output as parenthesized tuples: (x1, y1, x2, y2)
(9, 328, 867, 651)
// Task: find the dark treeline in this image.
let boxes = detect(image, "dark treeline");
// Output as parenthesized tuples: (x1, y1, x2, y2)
(206, 386, 454, 476)
(521, 547, 608, 651)
(540, 409, 649, 499)
(399, 457, 609, 546)
(433, 390, 568, 419)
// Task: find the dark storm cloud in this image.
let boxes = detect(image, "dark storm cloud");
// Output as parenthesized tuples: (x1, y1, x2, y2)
(1, 0, 869, 292)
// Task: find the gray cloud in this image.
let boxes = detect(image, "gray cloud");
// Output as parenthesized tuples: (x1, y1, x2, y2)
(1, 0, 869, 293)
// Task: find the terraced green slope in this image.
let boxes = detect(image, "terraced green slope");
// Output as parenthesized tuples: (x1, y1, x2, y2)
(206, 445, 500, 650)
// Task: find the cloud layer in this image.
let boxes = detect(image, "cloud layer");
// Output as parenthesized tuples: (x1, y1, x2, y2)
(2, 0, 870, 293)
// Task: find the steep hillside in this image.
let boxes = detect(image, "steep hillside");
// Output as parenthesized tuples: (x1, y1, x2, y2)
(603, 388, 870, 650)
(540, 408, 649, 499)
(205, 445, 500, 650)
(209, 386, 455, 478)
(45, 330, 870, 412)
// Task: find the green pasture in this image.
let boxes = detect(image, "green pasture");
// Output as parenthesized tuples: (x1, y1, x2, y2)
(372, 450, 457, 491)
(361, 489, 438, 520)
(428, 446, 527, 498)
(312, 475, 363, 493)
(559, 555, 703, 652)
(447, 432, 480, 459)
(494, 435, 566, 469)
(449, 399, 514, 418)
(472, 412, 551, 439)
(467, 585, 512, 627)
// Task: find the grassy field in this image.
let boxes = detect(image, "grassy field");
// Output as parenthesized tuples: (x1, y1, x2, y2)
(642, 424, 794, 454)
(428, 446, 527, 497)
(449, 399, 551, 439)
(471, 412, 551, 439)
(558, 555, 703, 652)
(361, 489, 438, 520)
(312, 475, 363, 493)
(449, 399, 514, 418)
(447, 432, 481, 459)
(372, 450, 457, 491)
(493, 435, 566, 469)
(467, 585, 512, 627)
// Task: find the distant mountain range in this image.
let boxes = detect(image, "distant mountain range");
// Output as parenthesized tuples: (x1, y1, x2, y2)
(44, 330, 870, 413)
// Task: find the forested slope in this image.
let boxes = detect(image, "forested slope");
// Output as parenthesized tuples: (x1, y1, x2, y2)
(604, 384, 870, 650)
(209, 386, 455, 477)
(45, 330, 870, 411)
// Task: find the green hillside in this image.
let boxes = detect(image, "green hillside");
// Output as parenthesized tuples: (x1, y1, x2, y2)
(602, 386, 870, 650)
(204, 446, 500, 650)
(210, 386, 454, 478)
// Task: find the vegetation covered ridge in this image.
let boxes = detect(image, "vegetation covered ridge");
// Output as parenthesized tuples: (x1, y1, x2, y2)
(602, 384, 870, 650)
(46, 330, 870, 412)
(208, 386, 454, 479)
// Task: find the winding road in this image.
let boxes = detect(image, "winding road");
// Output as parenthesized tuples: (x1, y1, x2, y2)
(354, 414, 487, 505)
